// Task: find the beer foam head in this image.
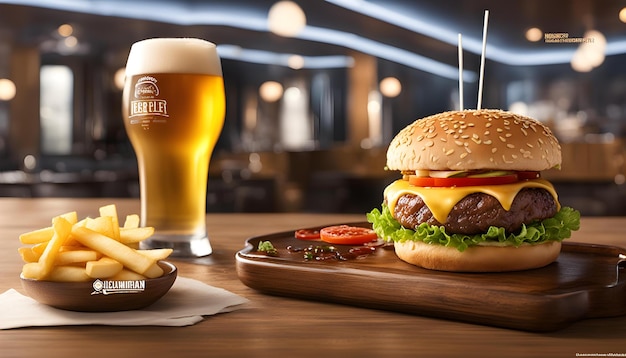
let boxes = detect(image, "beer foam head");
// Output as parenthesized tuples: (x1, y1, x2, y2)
(125, 38, 222, 76)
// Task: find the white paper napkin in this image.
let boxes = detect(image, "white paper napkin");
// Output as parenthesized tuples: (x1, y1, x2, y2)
(0, 276, 250, 329)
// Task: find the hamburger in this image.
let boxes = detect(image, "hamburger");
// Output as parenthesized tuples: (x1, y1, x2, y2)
(367, 109, 580, 272)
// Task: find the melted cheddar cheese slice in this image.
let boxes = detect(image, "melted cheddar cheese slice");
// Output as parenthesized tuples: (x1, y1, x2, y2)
(384, 179, 560, 224)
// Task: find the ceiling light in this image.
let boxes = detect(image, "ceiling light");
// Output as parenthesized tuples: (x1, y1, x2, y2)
(268, 1, 306, 37)
(525, 27, 542, 42)
(0, 78, 16, 101)
(287, 55, 305, 69)
(57, 23, 73, 37)
(571, 29, 606, 72)
(259, 81, 284, 102)
(379, 77, 401, 98)
(620, 7, 626, 23)
(64, 35, 78, 48)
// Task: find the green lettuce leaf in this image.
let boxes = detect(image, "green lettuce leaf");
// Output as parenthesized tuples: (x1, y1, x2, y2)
(366, 204, 580, 252)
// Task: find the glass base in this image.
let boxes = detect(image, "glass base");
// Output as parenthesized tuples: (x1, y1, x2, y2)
(140, 233, 213, 258)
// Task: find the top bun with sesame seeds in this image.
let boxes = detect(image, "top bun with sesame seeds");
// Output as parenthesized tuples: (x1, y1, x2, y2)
(385, 109, 562, 172)
(367, 109, 580, 273)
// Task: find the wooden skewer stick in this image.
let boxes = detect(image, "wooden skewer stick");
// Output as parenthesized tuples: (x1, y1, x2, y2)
(458, 33, 464, 111)
(477, 10, 489, 110)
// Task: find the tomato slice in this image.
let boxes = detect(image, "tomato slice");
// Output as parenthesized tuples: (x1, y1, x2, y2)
(408, 176, 435, 187)
(319, 225, 378, 245)
(294, 229, 321, 240)
(409, 174, 518, 187)
(517, 171, 540, 180)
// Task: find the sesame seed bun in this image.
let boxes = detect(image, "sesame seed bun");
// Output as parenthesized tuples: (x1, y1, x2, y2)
(386, 109, 561, 172)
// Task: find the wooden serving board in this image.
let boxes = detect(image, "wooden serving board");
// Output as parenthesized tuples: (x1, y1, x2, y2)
(236, 222, 626, 332)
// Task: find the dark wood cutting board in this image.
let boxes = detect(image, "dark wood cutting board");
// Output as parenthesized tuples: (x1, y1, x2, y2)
(235, 222, 626, 332)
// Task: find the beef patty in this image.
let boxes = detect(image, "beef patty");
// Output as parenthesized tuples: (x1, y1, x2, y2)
(392, 188, 558, 235)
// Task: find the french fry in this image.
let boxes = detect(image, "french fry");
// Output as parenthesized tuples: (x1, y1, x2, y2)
(56, 250, 101, 266)
(110, 268, 146, 281)
(99, 204, 120, 240)
(47, 265, 91, 282)
(86, 257, 123, 278)
(18, 247, 40, 263)
(31, 242, 48, 255)
(119, 227, 155, 244)
(71, 226, 163, 278)
(19, 226, 54, 245)
(123, 214, 140, 229)
(37, 216, 73, 279)
(137, 248, 173, 261)
(59, 211, 78, 226)
(85, 216, 116, 240)
(21, 262, 43, 279)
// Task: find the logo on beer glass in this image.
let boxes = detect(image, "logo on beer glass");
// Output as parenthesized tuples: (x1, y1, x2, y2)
(129, 75, 169, 123)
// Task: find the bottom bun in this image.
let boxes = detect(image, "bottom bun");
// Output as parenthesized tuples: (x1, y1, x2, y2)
(394, 240, 562, 272)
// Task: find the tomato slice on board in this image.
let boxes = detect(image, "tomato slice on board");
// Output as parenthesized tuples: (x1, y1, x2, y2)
(294, 229, 321, 240)
(409, 174, 519, 187)
(319, 225, 378, 245)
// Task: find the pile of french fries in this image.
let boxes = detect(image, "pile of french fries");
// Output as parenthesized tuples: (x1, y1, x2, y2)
(19, 204, 172, 282)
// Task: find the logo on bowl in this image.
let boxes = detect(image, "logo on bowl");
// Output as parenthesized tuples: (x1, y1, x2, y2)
(91, 279, 146, 295)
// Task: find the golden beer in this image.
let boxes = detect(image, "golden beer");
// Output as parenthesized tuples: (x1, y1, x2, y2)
(122, 38, 225, 257)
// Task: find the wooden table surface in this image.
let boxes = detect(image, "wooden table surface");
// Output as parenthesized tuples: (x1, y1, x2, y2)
(1, 198, 625, 358)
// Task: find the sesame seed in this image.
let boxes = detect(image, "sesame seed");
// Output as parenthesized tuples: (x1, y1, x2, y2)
(460, 152, 468, 159)
(483, 139, 492, 145)
(499, 136, 507, 142)
(506, 144, 515, 149)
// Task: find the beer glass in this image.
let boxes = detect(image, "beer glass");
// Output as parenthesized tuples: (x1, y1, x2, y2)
(122, 38, 225, 257)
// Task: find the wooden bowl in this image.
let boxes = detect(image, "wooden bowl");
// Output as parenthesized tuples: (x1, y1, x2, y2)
(20, 261, 177, 312)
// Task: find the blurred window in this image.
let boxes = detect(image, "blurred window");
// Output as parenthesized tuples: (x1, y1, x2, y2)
(40, 65, 73, 154)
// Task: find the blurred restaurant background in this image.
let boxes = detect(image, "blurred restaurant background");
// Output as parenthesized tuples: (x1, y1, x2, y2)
(0, 0, 624, 215)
